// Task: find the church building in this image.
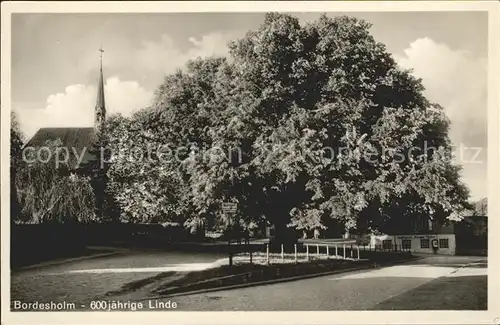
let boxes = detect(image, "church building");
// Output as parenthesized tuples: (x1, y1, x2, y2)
(25, 49, 107, 171)
(24, 49, 109, 221)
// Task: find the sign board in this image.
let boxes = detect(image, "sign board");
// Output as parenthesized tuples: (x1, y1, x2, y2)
(222, 202, 237, 213)
(396, 235, 437, 240)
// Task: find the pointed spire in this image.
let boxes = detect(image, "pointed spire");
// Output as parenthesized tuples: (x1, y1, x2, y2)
(95, 46, 106, 129)
(96, 46, 105, 110)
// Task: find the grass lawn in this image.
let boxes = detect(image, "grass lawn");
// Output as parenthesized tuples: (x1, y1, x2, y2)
(152, 258, 362, 296)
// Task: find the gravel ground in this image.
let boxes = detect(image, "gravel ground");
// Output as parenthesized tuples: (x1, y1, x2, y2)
(10, 249, 225, 309)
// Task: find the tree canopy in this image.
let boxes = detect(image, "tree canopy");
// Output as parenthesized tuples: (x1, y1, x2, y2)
(106, 13, 471, 236)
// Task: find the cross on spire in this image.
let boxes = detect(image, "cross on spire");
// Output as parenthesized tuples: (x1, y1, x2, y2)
(98, 45, 104, 69)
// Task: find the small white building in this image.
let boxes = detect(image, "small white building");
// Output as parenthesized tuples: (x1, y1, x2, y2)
(367, 215, 459, 255)
(369, 233, 456, 255)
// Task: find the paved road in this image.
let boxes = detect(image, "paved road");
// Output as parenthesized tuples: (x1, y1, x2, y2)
(163, 255, 487, 311)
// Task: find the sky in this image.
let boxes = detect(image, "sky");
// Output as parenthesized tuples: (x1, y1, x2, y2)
(11, 12, 488, 201)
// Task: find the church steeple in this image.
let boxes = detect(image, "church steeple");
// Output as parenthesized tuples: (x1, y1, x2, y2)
(95, 46, 106, 130)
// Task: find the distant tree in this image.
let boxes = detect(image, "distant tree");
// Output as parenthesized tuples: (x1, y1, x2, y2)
(473, 198, 487, 216)
(10, 112, 24, 222)
(108, 13, 471, 239)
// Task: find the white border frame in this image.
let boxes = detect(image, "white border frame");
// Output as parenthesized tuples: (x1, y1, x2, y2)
(1, 2, 499, 325)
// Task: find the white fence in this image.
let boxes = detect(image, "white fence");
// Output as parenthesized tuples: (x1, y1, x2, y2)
(231, 242, 363, 265)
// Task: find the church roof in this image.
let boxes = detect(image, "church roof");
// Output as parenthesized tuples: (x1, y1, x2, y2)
(24, 127, 99, 170)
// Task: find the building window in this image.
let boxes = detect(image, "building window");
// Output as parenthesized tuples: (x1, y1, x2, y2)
(402, 239, 412, 250)
(439, 238, 449, 248)
(420, 239, 430, 249)
(382, 240, 392, 250)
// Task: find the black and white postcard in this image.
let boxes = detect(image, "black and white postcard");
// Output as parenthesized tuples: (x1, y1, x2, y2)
(1, 1, 499, 325)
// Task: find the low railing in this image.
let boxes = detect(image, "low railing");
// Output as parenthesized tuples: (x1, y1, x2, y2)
(225, 241, 412, 266)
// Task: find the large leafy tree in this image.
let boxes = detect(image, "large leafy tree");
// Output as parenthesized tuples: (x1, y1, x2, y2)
(108, 13, 470, 238)
(106, 58, 235, 232)
(106, 110, 192, 226)
(80, 123, 122, 223)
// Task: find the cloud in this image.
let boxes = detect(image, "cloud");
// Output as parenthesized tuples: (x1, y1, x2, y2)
(395, 37, 487, 200)
(14, 77, 153, 139)
(74, 31, 240, 86)
(134, 32, 238, 75)
(395, 37, 487, 147)
(105, 77, 152, 114)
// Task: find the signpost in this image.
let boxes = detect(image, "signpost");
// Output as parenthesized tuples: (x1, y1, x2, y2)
(222, 202, 238, 267)
(222, 202, 237, 214)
